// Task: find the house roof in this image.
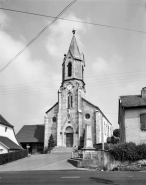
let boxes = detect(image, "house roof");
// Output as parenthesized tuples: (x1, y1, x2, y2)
(46, 102, 58, 114)
(120, 95, 146, 108)
(0, 115, 13, 128)
(0, 136, 22, 150)
(16, 125, 44, 143)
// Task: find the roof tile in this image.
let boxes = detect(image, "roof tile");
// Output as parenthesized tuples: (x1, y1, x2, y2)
(0, 115, 13, 128)
(16, 125, 44, 143)
(120, 95, 146, 107)
(0, 136, 22, 150)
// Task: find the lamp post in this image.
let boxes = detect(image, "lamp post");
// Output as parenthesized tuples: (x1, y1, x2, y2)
(26, 144, 30, 156)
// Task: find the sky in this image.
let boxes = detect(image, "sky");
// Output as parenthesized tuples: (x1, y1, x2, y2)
(0, 0, 146, 133)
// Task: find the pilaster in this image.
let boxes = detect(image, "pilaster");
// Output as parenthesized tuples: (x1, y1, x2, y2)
(44, 116, 49, 151)
(95, 110, 102, 144)
(57, 90, 62, 146)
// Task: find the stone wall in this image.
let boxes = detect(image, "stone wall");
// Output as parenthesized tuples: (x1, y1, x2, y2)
(70, 150, 146, 171)
(82, 100, 96, 144)
(44, 103, 58, 150)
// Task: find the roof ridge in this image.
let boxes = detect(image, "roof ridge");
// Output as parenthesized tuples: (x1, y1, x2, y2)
(0, 114, 14, 127)
(120, 94, 141, 97)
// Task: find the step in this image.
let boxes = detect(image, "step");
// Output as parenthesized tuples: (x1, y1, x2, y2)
(52, 147, 73, 153)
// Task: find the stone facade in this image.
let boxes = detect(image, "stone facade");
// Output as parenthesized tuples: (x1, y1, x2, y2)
(44, 31, 113, 151)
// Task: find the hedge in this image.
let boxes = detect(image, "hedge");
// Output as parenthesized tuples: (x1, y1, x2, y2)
(0, 149, 28, 165)
(109, 142, 146, 162)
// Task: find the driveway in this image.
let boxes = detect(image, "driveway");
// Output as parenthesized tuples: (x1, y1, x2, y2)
(0, 153, 77, 171)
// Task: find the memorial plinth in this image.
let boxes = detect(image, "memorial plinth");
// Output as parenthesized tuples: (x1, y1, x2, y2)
(82, 123, 95, 154)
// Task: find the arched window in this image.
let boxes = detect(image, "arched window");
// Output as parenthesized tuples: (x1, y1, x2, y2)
(68, 62, 72, 77)
(68, 93, 73, 109)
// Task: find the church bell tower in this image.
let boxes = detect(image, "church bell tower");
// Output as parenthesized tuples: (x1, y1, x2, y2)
(57, 30, 85, 147)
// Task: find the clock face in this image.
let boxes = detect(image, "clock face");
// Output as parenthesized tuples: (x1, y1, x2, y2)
(67, 84, 72, 90)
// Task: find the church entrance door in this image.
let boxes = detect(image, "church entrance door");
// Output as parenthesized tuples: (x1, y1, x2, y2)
(66, 133, 73, 147)
(66, 126, 73, 147)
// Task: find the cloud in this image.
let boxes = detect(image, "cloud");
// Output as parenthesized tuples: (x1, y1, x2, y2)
(46, 13, 88, 59)
(0, 10, 8, 29)
(0, 11, 49, 88)
(91, 55, 123, 75)
(91, 57, 109, 75)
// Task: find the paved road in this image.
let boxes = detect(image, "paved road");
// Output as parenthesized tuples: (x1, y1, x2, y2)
(0, 153, 78, 171)
(0, 170, 146, 185)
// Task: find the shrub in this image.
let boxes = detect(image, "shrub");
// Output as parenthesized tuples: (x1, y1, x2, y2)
(113, 129, 120, 138)
(136, 143, 146, 160)
(109, 142, 138, 162)
(48, 134, 55, 150)
(0, 149, 28, 165)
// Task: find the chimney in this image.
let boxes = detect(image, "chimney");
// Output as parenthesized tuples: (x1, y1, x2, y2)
(141, 87, 146, 98)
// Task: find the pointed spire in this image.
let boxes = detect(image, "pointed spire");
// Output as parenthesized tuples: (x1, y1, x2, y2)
(68, 30, 81, 60)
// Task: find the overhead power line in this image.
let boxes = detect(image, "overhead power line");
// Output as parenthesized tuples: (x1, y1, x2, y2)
(0, 69, 146, 89)
(0, 7, 146, 34)
(0, 0, 77, 73)
(0, 76, 146, 96)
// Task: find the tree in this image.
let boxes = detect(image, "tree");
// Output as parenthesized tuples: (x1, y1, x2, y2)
(48, 134, 55, 149)
(113, 129, 120, 138)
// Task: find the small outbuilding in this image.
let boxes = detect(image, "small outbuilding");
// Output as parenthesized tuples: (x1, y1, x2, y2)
(16, 125, 44, 154)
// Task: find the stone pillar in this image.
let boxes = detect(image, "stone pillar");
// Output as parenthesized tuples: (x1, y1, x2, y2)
(78, 89, 82, 146)
(101, 114, 104, 150)
(95, 110, 102, 144)
(44, 116, 49, 152)
(57, 90, 62, 146)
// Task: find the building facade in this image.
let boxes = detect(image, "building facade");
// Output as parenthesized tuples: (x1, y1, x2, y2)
(44, 30, 113, 151)
(118, 87, 146, 144)
(0, 115, 22, 154)
(17, 125, 44, 154)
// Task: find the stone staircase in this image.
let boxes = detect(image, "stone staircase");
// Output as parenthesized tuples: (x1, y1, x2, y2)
(52, 146, 73, 153)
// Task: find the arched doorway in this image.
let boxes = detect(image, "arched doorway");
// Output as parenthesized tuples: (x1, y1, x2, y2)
(66, 126, 73, 147)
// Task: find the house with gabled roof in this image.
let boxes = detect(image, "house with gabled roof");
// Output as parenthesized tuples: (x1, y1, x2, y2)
(118, 87, 146, 144)
(0, 115, 22, 154)
(16, 125, 44, 154)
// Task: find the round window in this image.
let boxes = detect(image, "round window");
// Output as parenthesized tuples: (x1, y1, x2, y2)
(85, 113, 90, 119)
(52, 117, 56, 122)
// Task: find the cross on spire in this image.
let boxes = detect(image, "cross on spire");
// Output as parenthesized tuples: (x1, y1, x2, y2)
(72, 29, 76, 34)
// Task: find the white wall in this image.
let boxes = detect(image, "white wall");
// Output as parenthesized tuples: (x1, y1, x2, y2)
(102, 117, 113, 143)
(0, 124, 19, 145)
(0, 143, 8, 154)
(125, 108, 146, 145)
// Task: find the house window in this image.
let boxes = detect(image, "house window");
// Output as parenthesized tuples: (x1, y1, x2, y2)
(140, 113, 146, 130)
(5, 127, 7, 132)
(68, 62, 72, 77)
(68, 93, 73, 109)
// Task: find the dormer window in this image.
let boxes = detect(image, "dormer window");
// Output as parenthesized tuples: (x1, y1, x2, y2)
(68, 62, 72, 77)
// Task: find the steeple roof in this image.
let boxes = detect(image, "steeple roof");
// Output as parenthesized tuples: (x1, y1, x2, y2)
(68, 30, 81, 60)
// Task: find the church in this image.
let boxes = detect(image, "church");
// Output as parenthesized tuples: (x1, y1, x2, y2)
(44, 30, 113, 151)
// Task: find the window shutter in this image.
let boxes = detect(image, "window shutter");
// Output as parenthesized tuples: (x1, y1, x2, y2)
(140, 114, 146, 130)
